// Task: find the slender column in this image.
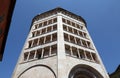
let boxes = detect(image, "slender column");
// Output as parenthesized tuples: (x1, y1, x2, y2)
(52, 18, 53, 24)
(77, 49, 80, 58)
(31, 40, 34, 47)
(80, 39, 83, 46)
(85, 41, 89, 48)
(41, 22, 43, 27)
(40, 29, 42, 35)
(74, 37, 77, 44)
(34, 31, 37, 37)
(37, 38, 40, 45)
(34, 25, 37, 29)
(51, 25, 53, 31)
(90, 52, 94, 61)
(41, 48, 44, 58)
(49, 46, 51, 56)
(44, 36, 46, 44)
(77, 30, 80, 36)
(68, 35, 70, 42)
(45, 28, 47, 33)
(82, 32, 85, 38)
(27, 52, 30, 60)
(66, 26, 69, 31)
(34, 50, 37, 59)
(32, 32, 34, 37)
(72, 28, 74, 33)
(89, 43, 93, 49)
(84, 50, 87, 59)
(50, 34, 53, 42)
(70, 47, 73, 56)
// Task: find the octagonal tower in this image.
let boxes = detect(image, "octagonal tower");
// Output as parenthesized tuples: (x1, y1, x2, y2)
(12, 7, 109, 78)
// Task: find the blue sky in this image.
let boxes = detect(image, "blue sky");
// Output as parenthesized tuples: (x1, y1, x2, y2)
(0, 0, 120, 78)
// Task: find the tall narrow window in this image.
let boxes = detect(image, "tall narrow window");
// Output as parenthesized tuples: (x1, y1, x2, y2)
(52, 33, 57, 41)
(70, 36, 75, 44)
(28, 41, 32, 48)
(67, 20, 71, 25)
(76, 38, 81, 46)
(51, 44, 57, 55)
(47, 26, 52, 32)
(68, 27, 72, 33)
(86, 51, 92, 60)
(79, 49, 85, 59)
(62, 18, 66, 23)
(83, 32, 87, 38)
(48, 19, 52, 24)
(72, 22, 75, 27)
(39, 23, 42, 28)
(44, 47, 50, 57)
(82, 40, 87, 47)
(63, 25, 67, 31)
(35, 24, 38, 29)
(53, 18, 57, 23)
(36, 49, 42, 59)
(39, 37, 44, 45)
(46, 35, 51, 43)
(72, 47, 79, 58)
(36, 31, 40, 36)
(32, 32, 36, 37)
(43, 21, 47, 26)
(42, 28, 46, 34)
(29, 51, 35, 60)
(65, 44, 71, 55)
(64, 33, 68, 41)
(24, 52, 29, 61)
(33, 39, 38, 47)
(53, 24, 57, 30)
(79, 31, 83, 37)
(74, 29, 78, 35)
(92, 53, 99, 63)
(76, 24, 80, 29)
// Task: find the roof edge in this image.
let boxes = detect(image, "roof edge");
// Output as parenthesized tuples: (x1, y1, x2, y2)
(32, 7, 87, 27)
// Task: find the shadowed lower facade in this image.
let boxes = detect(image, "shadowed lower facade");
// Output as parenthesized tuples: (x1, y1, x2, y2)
(12, 7, 109, 78)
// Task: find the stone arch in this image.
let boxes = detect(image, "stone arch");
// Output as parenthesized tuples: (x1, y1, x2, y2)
(68, 64, 104, 78)
(18, 64, 56, 78)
